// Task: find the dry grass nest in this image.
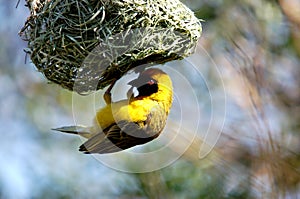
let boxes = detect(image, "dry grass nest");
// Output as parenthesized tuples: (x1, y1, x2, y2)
(20, 0, 202, 94)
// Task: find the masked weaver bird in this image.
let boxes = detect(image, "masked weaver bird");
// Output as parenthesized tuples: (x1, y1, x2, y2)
(53, 68, 173, 154)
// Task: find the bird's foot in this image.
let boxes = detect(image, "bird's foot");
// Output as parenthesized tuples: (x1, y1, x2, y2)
(103, 79, 116, 104)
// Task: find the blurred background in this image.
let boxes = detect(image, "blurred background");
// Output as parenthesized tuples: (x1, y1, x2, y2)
(1, 0, 300, 198)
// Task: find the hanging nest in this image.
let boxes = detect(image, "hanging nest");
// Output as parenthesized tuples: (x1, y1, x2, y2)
(20, 0, 202, 94)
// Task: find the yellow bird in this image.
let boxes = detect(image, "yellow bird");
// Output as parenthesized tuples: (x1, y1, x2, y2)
(53, 68, 173, 154)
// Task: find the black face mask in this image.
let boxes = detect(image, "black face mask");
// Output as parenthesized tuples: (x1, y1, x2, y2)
(128, 77, 158, 97)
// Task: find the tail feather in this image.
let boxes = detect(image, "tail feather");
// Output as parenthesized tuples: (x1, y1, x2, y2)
(52, 125, 93, 139)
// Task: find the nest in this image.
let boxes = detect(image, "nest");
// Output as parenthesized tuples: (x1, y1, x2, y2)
(20, 0, 202, 94)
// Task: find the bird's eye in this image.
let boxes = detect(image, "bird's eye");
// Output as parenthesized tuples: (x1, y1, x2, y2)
(148, 79, 156, 85)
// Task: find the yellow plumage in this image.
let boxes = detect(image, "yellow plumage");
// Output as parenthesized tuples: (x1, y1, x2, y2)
(54, 68, 173, 154)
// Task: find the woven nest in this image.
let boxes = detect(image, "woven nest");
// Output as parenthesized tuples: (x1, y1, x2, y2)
(20, 0, 202, 94)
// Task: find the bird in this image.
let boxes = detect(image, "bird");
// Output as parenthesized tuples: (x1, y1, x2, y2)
(53, 68, 173, 154)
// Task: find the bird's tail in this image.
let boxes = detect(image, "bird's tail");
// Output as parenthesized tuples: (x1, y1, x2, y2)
(52, 125, 93, 139)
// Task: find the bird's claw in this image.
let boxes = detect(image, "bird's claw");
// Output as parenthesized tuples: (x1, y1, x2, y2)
(103, 79, 116, 104)
(104, 92, 112, 104)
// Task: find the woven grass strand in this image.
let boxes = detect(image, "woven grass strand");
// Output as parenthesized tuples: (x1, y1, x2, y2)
(20, 0, 202, 94)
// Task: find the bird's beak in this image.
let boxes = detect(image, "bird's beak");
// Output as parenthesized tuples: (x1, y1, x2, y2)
(128, 77, 143, 87)
(127, 78, 138, 86)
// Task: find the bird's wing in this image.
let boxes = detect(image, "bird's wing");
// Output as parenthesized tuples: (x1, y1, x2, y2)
(79, 105, 167, 154)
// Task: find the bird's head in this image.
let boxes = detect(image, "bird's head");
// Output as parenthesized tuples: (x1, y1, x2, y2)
(128, 68, 173, 111)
